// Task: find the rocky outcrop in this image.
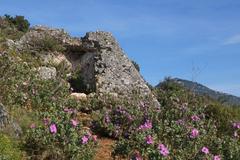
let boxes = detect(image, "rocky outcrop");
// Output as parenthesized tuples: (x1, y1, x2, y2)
(15, 25, 81, 51)
(0, 103, 9, 128)
(0, 103, 22, 137)
(13, 26, 159, 105)
(37, 66, 57, 80)
(79, 31, 152, 96)
(70, 93, 87, 101)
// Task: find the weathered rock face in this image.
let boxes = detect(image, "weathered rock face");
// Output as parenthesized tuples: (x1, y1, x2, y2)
(0, 103, 22, 137)
(0, 103, 9, 128)
(15, 25, 81, 51)
(79, 31, 152, 97)
(14, 26, 158, 104)
(37, 66, 57, 80)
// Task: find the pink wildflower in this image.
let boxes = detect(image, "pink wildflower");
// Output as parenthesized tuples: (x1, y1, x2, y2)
(135, 154, 142, 160)
(201, 147, 209, 154)
(190, 128, 199, 138)
(133, 151, 142, 160)
(92, 135, 97, 142)
(71, 119, 79, 127)
(104, 114, 111, 123)
(30, 123, 36, 129)
(158, 144, 169, 157)
(176, 119, 184, 125)
(213, 155, 221, 160)
(64, 108, 76, 114)
(43, 118, 50, 126)
(191, 115, 200, 121)
(49, 124, 57, 134)
(139, 120, 152, 130)
(234, 131, 239, 138)
(145, 135, 153, 144)
(135, 156, 142, 160)
(233, 122, 240, 129)
(82, 135, 89, 144)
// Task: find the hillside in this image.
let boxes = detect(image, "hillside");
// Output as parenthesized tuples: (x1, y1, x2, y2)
(156, 78, 240, 106)
(0, 15, 240, 160)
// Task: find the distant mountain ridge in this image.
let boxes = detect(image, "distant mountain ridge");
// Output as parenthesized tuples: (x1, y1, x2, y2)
(156, 78, 240, 106)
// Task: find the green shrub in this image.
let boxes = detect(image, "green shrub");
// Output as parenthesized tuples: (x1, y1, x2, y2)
(91, 79, 240, 159)
(131, 60, 140, 72)
(4, 14, 30, 32)
(25, 109, 97, 160)
(0, 15, 29, 40)
(30, 35, 65, 52)
(0, 49, 97, 159)
(0, 134, 22, 160)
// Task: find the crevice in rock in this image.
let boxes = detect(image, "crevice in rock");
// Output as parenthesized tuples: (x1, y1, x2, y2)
(65, 50, 97, 94)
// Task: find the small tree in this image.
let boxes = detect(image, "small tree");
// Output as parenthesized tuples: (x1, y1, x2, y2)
(4, 14, 30, 32)
(132, 60, 140, 72)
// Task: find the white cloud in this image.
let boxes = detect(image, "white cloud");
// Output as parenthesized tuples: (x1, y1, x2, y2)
(223, 34, 240, 45)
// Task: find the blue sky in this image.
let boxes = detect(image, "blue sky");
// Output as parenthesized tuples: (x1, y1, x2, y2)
(1, 0, 240, 96)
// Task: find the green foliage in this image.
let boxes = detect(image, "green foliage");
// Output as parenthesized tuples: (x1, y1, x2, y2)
(0, 15, 29, 40)
(0, 134, 22, 160)
(32, 34, 66, 52)
(25, 109, 97, 160)
(4, 14, 30, 32)
(0, 49, 97, 159)
(132, 60, 140, 72)
(0, 25, 25, 40)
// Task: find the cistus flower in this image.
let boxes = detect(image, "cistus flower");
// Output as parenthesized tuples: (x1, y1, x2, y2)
(213, 155, 221, 160)
(134, 153, 142, 160)
(63, 108, 76, 114)
(176, 119, 184, 125)
(138, 120, 152, 130)
(30, 123, 36, 129)
(190, 128, 199, 138)
(104, 114, 111, 124)
(81, 135, 89, 144)
(127, 114, 134, 121)
(135, 156, 142, 160)
(158, 144, 169, 157)
(92, 135, 97, 142)
(191, 115, 200, 121)
(233, 122, 240, 129)
(234, 131, 239, 138)
(145, 135, 153, 144)
(132, 151, 142, 160)
(201, 147, 209, 154)
(43, 118, 50, 126)
(49, 124, 57, 134)
(71, 119, 79, 127)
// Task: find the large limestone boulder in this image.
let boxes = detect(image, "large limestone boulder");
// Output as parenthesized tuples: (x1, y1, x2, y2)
(68, 31, 159, 105)
(70, 93, 87, 101)
(14, 26, 159, 105)
(15, 25, 81, 51)
(38, 66, 57, 80)
(79, 31, 152, 96)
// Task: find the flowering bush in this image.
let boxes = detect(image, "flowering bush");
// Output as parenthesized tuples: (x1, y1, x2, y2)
(0, 49, 97, 159)
(25, 108, 97, 159)
(93, 82, 240, 159)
